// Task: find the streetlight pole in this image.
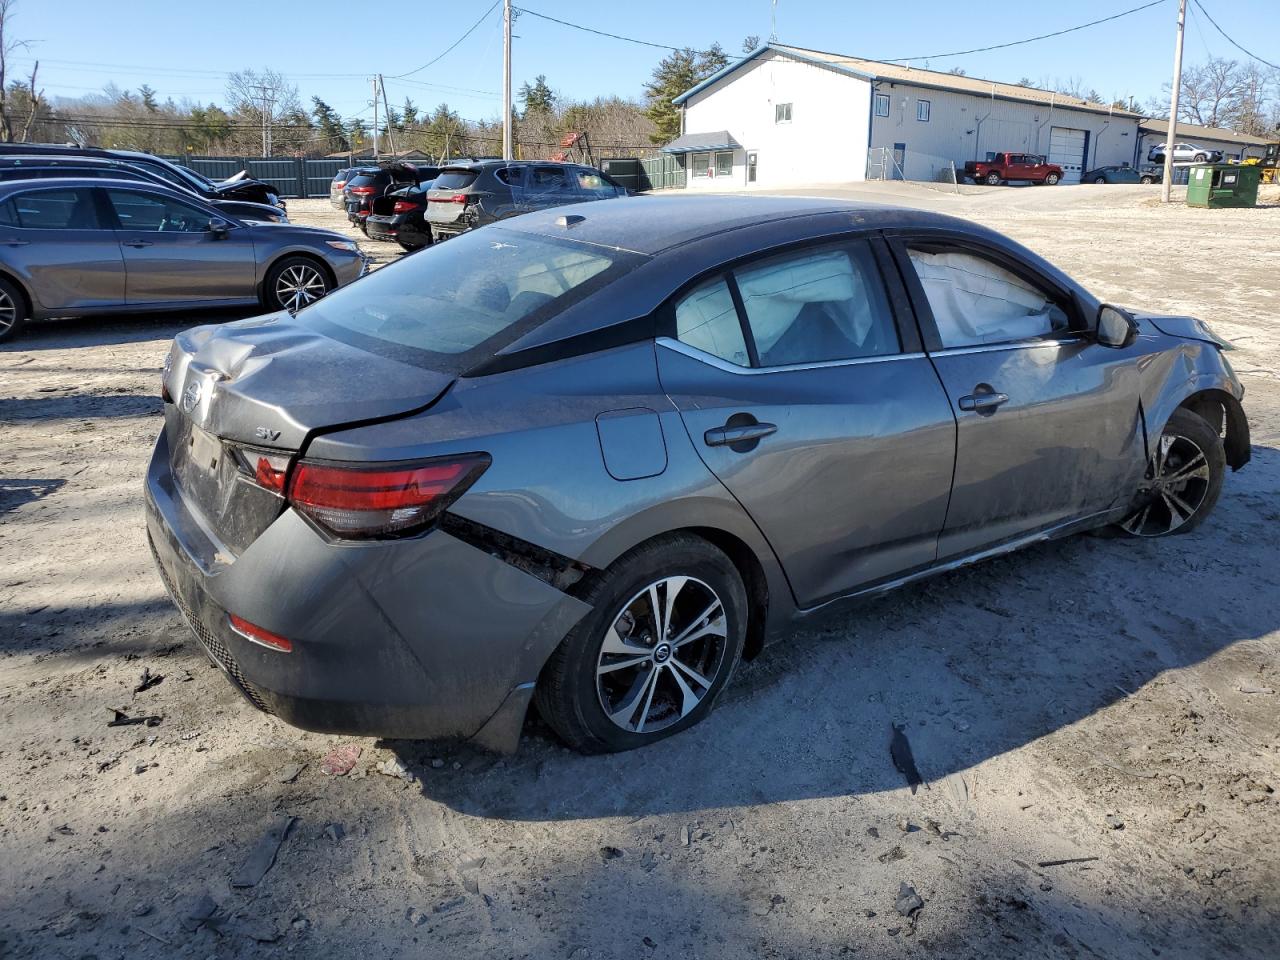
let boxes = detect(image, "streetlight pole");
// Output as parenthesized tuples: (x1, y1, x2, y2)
(502, 0, 513, 160)
(372, 75, 380, 161)
(1161, 0, 1187, 203)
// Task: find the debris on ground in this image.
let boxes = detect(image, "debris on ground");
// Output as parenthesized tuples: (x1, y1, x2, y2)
(376, 755, 416, 782)
(1105, 814, 1125, 830)
(894, 882, 924, 918)
(322, 823, 345, 843)
(277, 762, 306, 784)
(319, 744, 361, 777)
(600, 845, 624, 860)
(178, 893, 219, 933)
(238, 919, 281, 943)
(458, 855, 486, 895)
(231, 815, 297, 888)
(106, 707, 161, 728)
(889, 723, 925, 794)
(878, 846, 907, 864)
(1037, 856, 1100, 868)
(133, 668, 164, 694)
(1238, 682, 1275, 695)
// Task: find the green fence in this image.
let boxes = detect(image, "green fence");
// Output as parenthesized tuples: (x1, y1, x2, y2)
(599, 156, 686, 192)
(161, 155, 351, 199)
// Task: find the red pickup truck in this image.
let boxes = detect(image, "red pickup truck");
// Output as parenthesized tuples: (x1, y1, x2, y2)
(964, 153, 1063, 185)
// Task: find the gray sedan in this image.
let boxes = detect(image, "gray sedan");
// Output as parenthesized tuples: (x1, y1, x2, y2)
(0, 177, 364, 342)
(147, 196, 1249, 754)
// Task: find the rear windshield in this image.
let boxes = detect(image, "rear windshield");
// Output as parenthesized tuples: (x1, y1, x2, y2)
(298, 227, 644, 372)
(432, 169, 478, 190)
(346, 172, 388, 188)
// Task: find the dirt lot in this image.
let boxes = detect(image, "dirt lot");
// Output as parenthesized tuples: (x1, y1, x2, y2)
(2, 185, 1279, 960)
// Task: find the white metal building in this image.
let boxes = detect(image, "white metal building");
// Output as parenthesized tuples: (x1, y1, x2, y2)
(666, 44, 1144, 187)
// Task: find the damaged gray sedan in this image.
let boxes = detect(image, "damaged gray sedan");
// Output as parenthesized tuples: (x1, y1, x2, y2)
(146, 196, 1249, 754)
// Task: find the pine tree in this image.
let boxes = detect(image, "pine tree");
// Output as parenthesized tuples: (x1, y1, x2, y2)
(519, 75, 556, 117)
(311, 97, 348, 151)
(644, 44, 729, 144)
(139, 84, 159, 113)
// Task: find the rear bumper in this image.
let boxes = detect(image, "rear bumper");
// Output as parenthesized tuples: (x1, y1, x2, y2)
(143, 429, 590, 750)
(365, 216, 400, 241)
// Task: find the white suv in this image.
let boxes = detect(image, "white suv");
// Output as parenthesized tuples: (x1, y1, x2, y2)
(1148, 142, 1224, 164)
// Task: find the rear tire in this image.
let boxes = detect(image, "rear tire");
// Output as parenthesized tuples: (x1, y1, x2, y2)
(1093, 176, 1107, 184)
(985, 171, 1002, 186)
(0, 277, 28, 343)
(262, 256, 333, 313)
(534, 535, 748, 754)
(1116, 408, 1225, 538)
(1140, 175, 1155, 184)
(1193, 153, 1208, 163)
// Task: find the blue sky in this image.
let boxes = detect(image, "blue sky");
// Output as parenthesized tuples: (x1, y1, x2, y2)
(7, 0, 1272, 123)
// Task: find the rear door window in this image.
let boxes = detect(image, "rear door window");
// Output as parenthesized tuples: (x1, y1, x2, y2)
(674, 278, 749, 366)
(8, 188, 103, 229)
(433, 169, 479, 190)
(573, 169, 622, 198)
(495, 166, 526, 187)
(734, 242, 900, 366)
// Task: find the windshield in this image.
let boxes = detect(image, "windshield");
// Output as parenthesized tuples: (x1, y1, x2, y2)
(298, 226, 644, 372)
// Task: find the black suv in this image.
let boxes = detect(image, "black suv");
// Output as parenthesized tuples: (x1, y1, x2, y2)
(426, 161, 627, 241)
(0, 143, 285, 210)
(343, 163, 441, 231)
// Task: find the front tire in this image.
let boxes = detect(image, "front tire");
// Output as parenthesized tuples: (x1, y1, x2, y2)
(1093, 176, 1107, 184)
(1193, 153, 1208, 163)
(1140, 175, 1155, 184)
(1117, 408, 1225, 537)
(262, 256, 333, 313)
(535, 535, 748, 753)
(0, 277, 29, 343)
(1045, 173, 1061, 185)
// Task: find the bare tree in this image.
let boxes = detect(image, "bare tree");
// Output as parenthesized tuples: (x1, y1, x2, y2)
(1178, 58, 1247, 128)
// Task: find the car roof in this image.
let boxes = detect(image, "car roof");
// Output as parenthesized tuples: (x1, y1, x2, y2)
(496, 194, 968, 256)
(0, 175, 190, 195)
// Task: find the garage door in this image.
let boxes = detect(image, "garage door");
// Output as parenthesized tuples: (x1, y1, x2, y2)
(1048, 127, 1087, 183)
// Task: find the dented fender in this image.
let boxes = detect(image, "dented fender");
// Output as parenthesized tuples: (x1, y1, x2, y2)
(1135, 318, 1249, 470)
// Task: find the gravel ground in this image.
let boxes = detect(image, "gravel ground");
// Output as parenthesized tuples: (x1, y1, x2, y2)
(2, 187, 1278, 959)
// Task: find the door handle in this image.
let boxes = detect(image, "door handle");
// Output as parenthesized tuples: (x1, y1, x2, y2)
(123, 240, 153, 249)
(958, 392, 1010, 412)
(704, 422, 778, 447)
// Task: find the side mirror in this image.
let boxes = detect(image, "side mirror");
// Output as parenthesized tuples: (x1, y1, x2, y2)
(1096, 305, 1139, 348)
(209, 219, 230, 239)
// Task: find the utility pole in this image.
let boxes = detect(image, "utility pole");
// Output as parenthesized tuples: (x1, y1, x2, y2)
(502, 0, 513, 160)
(1161, 0, 1187, 203)
(371, 75, 380, 161)
(250, 84, 276, 158)
(379, 74, 397, 156)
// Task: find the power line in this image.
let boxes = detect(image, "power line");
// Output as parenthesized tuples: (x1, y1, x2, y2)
(514, 5, 716, 55)
(880, 0, 1168, 62)
(389, 0, 501, 79)
(1190, 0, 1279, 69)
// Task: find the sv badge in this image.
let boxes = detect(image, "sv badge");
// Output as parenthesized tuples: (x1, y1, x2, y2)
(255, 426, 282, 442)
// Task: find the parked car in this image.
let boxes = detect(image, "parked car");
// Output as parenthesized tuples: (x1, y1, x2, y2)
(964, 153, 1063, 185)
(329, 167, 355, 209)
(1148, 142, 1223, 165)
(146, 195, 1249, 755)
(365, 180, 436, 249)
(426, 160, 628, 241)
(344, 163, 440, 231)
(0, 155, 288, 222)
(1080, 164, 1159, 185)
(0, 177, 364, 342)
(0, 143, 287, 210)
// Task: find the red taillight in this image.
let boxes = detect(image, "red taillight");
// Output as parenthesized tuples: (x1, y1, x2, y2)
(391, 200, 420, 213)
(349, 186, 375, 195)
(254, 455, 287, 493)
(228, 614, 293, 653)
(432, 194, 469, 204)
(287, 455, 490, 538)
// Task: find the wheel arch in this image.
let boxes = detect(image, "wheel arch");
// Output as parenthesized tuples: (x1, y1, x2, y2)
(1176, 388, 1250, 471)
(0, 267, 37, 318)
(257, 250, 337, 303)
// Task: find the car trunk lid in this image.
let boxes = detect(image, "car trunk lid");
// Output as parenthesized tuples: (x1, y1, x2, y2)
(164, 312, 456, 553)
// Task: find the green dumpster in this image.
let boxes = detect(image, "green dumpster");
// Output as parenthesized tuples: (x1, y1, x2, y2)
(1186, 163, 1261, 208)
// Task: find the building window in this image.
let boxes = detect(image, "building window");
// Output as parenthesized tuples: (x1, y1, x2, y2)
(691, 152, 712, 178)
(916, 99, 931, 122)
(775, 102, 792, 124)
(874, 93, 890, 117)
(715, 151, 734, 177)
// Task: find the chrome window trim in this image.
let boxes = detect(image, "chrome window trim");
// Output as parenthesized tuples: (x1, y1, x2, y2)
(657, 336, 924, 375)
(929, 336, 1088, 357)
